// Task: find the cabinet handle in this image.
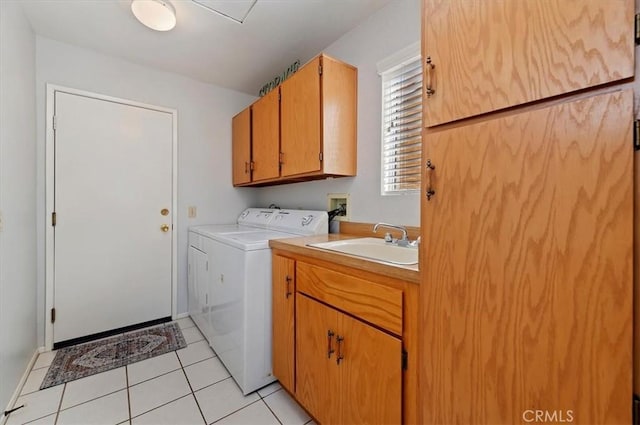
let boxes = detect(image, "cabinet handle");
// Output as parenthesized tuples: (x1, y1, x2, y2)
(425, 56, 435, 97)
(336, 335, 344, 365)
(285, 275, 292, 298)
(327, 330, 335, 358)
(426, 159, 436, 201)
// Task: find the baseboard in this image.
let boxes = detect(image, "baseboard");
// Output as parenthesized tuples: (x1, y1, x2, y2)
(175, 312, 190, 320)
(1, 348, 41, 424)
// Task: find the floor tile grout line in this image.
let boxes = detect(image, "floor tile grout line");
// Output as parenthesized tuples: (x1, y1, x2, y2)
(128, 364, 183, 388)
(175, 351, 208, 425)
(210, 399, 265, 424)
(188, 375, 234, 395)
(128, 393, 194, 422)
(259, 398, 283, 425)
(53, 382, 66, 425)
(56, 385, 128, 413)
(258, 387, 282, 400)
(125, 365, 132, 425)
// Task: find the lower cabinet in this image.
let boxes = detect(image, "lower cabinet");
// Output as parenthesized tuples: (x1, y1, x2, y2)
(296, 293, 402, 425)
(272, 254, 296, 393)
(272, 252, 413, 424)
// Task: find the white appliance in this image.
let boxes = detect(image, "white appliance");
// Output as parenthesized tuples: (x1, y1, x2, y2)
(188, 208, 328, 394)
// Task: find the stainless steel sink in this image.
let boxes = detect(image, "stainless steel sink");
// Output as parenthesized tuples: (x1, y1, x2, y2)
(307, 237, 418, 265)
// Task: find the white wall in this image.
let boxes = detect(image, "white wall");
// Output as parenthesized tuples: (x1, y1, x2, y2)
(35, 37, 257, 344)
(0, 0, 38, 412)
(255, 0, 421, 227)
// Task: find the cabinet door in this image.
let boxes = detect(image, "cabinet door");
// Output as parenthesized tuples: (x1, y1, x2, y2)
(296, 294, 340, 424)
(422, 0, 634, 127)
(281, 57, 322, 176)
(252, 89, 280, 181)
(232, 107, 251, 185)
(421, 90, 634, 424)
(272, 255, 295, 393)
(339, 312, 402, 425)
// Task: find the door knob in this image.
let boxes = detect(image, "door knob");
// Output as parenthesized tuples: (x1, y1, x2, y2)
(161, 224, 170, 232)
(161, 208, 169, 216)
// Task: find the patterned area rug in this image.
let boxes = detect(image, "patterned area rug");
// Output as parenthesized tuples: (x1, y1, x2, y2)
(40, 322, 186, 390)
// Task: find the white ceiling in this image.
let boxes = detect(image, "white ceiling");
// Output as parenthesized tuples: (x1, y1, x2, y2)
(20, 0, 393, 95)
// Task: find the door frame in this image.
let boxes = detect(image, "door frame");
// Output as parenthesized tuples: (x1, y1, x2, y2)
(44, 84, 178, 350)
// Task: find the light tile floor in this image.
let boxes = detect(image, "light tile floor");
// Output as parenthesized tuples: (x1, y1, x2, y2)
(5, 317, 313, 425)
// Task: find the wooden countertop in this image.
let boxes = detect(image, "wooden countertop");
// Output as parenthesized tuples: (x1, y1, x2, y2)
(269, 234, 420, 284)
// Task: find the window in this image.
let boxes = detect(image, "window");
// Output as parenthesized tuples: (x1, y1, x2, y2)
(378, 43, 422, 195)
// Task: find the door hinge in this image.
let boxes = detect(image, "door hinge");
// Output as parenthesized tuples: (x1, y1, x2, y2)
(635, 14, 640, 45)
(51, 308, 56, 323)
(634, 119, 640, 151)
(319, 152, 323, 162)
(51, 212, 57, 226)
(401, 349, 408, 370)
(52, 115, 57, 131)
(318, 64, 323, 75)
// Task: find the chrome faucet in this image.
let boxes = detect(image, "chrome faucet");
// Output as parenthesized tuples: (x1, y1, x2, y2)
(373, 223, 409, 246)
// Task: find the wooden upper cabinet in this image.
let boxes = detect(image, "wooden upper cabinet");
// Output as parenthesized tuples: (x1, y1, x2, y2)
(420, 90, 634, 424)
(281, 54, 357, 178)
(251, 88, 280, 182)
(231, 107, 251, 185)
(422, 0, 634, 126)
(271, 254, 295, 394)
(281, 57, 322, 176)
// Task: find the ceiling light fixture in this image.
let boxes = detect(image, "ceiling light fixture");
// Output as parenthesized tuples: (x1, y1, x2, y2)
(131, 0, 177, 31)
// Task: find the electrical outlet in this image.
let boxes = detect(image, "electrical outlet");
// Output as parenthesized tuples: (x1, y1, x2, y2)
(188, 206, 197, 218)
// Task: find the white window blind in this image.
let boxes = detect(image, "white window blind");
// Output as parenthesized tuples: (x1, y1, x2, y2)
(379, 50, 422, 195)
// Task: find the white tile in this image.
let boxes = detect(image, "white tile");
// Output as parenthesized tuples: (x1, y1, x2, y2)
(177, 340, 214, 366)
(57, 389, 128, 425)
(215, 400, 279, 425)
(20, 367, 48, 395)
(181, 326, 204, 345)
(264, 388, 310, 425)
(5, 385, 63, 425)
(177, 317, 195, 330)
(33, 351, 57, 370)
(257, 381, 281, 398)
(129, 369, 191, 418)
(194, 378, 259, 424)
(61, 367, 126, 409)
(184, 357, 230, 391)
(131, 395, 204, 425)
(127, 352, 181, 385)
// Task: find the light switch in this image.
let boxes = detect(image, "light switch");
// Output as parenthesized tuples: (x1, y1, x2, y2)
(188, 206, 197, 218)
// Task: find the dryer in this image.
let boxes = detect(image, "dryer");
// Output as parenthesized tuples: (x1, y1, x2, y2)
(188, 208, 327, 394)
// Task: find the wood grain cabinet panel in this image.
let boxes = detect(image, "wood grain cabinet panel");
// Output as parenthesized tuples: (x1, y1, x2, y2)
(271, 254, 295, 393)
(251, 89, 280, 182)
(231, 107, 251, 185)
(422, 0, 634, 126)
(420, 90, 634, 424)
(296, 293, 402, 425)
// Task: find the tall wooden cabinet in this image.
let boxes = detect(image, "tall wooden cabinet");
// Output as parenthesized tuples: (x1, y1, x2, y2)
(420, 1, 635, 424)
(232, 54, 357, 186)
(422, 0, 634, 127)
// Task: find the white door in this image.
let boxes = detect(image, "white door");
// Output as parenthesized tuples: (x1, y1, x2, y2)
(53, 91, 173, 344)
